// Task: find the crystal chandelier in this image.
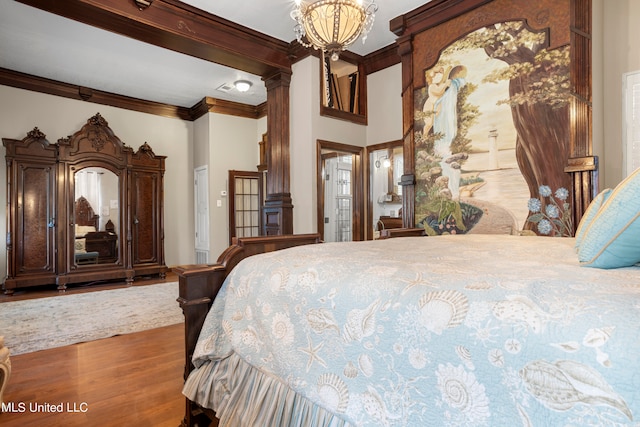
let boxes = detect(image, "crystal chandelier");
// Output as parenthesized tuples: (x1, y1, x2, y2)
(291, 0, 377, 61)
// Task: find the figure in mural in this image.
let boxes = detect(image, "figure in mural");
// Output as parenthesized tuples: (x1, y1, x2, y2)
(423, 65, 468, 199)
(422, 66, 452, 135)
(414, 22, 571, 236)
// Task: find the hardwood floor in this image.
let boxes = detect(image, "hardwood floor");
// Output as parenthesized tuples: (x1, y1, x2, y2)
(0, 273, 188, 427)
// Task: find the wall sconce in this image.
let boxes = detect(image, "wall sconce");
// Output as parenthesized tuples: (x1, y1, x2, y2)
(234, 80, 252, 93)
(375, 156, 391, 168)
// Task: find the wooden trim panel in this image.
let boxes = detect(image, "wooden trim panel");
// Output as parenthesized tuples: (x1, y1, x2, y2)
(0, 67, 192, 120)
(16, 0, 292, 77)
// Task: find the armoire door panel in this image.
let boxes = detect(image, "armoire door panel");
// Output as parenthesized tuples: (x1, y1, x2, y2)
(132, 172, 159, 264)
(17, 164, 55, 274)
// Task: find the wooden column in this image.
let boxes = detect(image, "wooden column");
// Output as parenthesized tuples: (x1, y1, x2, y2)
(263, 71, 294, 235)
(396, 35, 416, 229)
(566, 0, 596, 231)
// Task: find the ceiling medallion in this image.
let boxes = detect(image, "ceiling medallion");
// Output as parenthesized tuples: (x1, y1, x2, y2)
(292, 0, 377, 61)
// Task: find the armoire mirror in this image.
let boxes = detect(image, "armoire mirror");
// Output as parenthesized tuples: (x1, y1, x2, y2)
(73, 167, 120, 266)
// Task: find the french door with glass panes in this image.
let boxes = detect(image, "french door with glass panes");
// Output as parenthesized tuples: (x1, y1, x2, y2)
(324, 155, 353, 242)
(229, 170, 263, 243)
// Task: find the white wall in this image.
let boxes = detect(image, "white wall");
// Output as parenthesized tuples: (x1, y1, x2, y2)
(0, 85, 194, 277)
(207, 112, 262, 258)
(594, 0, 640, 189)
(289, 58, 404, 236)
(289, 56, 368, 235)
(367, 64, 403, 145)
(290, 57, 317, 234)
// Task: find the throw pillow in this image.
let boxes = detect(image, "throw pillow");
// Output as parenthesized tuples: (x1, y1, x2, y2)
(574, 188, 612, 250)
(578, 167, 640, 268)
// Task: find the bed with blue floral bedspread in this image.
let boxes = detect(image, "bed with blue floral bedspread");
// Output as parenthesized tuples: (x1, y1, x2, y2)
(183, 234, 640, 426)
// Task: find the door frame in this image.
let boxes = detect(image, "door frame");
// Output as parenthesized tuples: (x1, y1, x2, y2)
(228, 170, 264, 243)
(316, 140, 364, 241)
(366, 140, 404, 240)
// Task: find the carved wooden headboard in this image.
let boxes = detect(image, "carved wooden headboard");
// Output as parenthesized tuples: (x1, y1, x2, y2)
(74, 196, 99, 229)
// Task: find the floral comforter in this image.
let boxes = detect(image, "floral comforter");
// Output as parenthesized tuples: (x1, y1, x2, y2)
(184, 235, 640, 426)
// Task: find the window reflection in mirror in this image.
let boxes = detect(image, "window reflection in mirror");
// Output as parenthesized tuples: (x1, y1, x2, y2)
(74, 167, 119, 266)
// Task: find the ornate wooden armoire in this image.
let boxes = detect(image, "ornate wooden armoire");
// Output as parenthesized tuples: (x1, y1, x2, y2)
(3, 113, 166, 294)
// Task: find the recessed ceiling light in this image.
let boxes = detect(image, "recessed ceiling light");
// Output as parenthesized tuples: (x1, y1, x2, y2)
(234, 80, 252, 92)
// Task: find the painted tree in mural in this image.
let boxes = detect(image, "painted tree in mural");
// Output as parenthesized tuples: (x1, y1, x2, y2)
(459, 22, 572, 231)
(415, 21, 571, 234)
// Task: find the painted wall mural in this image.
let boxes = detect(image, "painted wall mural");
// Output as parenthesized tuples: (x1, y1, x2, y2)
(413, 21, 571, 236)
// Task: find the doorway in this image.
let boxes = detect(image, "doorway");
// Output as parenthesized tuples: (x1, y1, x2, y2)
(194, 166, 209, 263)
(367, 140, 404, 239)
(316, 140, 364, 242)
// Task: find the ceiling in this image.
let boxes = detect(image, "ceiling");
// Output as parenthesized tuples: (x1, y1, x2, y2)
(0, 0, 431, 108)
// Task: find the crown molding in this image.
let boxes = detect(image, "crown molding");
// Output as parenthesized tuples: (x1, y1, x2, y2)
(0, 68, 262, 121)
(190, 97, 266, 120)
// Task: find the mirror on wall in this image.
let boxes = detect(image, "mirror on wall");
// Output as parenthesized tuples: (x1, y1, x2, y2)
(73, 167, 119, 266)
(320, 53, 367, 124)
(369, 142, 403, 238)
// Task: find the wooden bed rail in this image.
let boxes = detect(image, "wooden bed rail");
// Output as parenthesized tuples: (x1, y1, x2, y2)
(174, 233, 322, 427)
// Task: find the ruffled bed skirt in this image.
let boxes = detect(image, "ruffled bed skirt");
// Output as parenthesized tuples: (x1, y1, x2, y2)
(183, 353, 351, 427)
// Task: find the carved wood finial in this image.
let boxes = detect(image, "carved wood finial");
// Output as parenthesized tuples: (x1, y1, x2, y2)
(57, 135, 72, 145)
(137, 142, 156, 157)
(88, 113, 108, 127)
(27, 127, 46, 140)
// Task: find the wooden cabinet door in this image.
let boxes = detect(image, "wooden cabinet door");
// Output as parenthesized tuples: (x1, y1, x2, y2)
(130, 170, 163, 267)
(14, 161, 57, 278)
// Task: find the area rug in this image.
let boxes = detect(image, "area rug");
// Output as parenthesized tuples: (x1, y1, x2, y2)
(0, 282, 184, 355)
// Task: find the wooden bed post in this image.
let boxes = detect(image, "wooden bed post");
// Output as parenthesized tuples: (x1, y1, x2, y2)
(176, 234, 322, 427)
(175, 263, 224, 427)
